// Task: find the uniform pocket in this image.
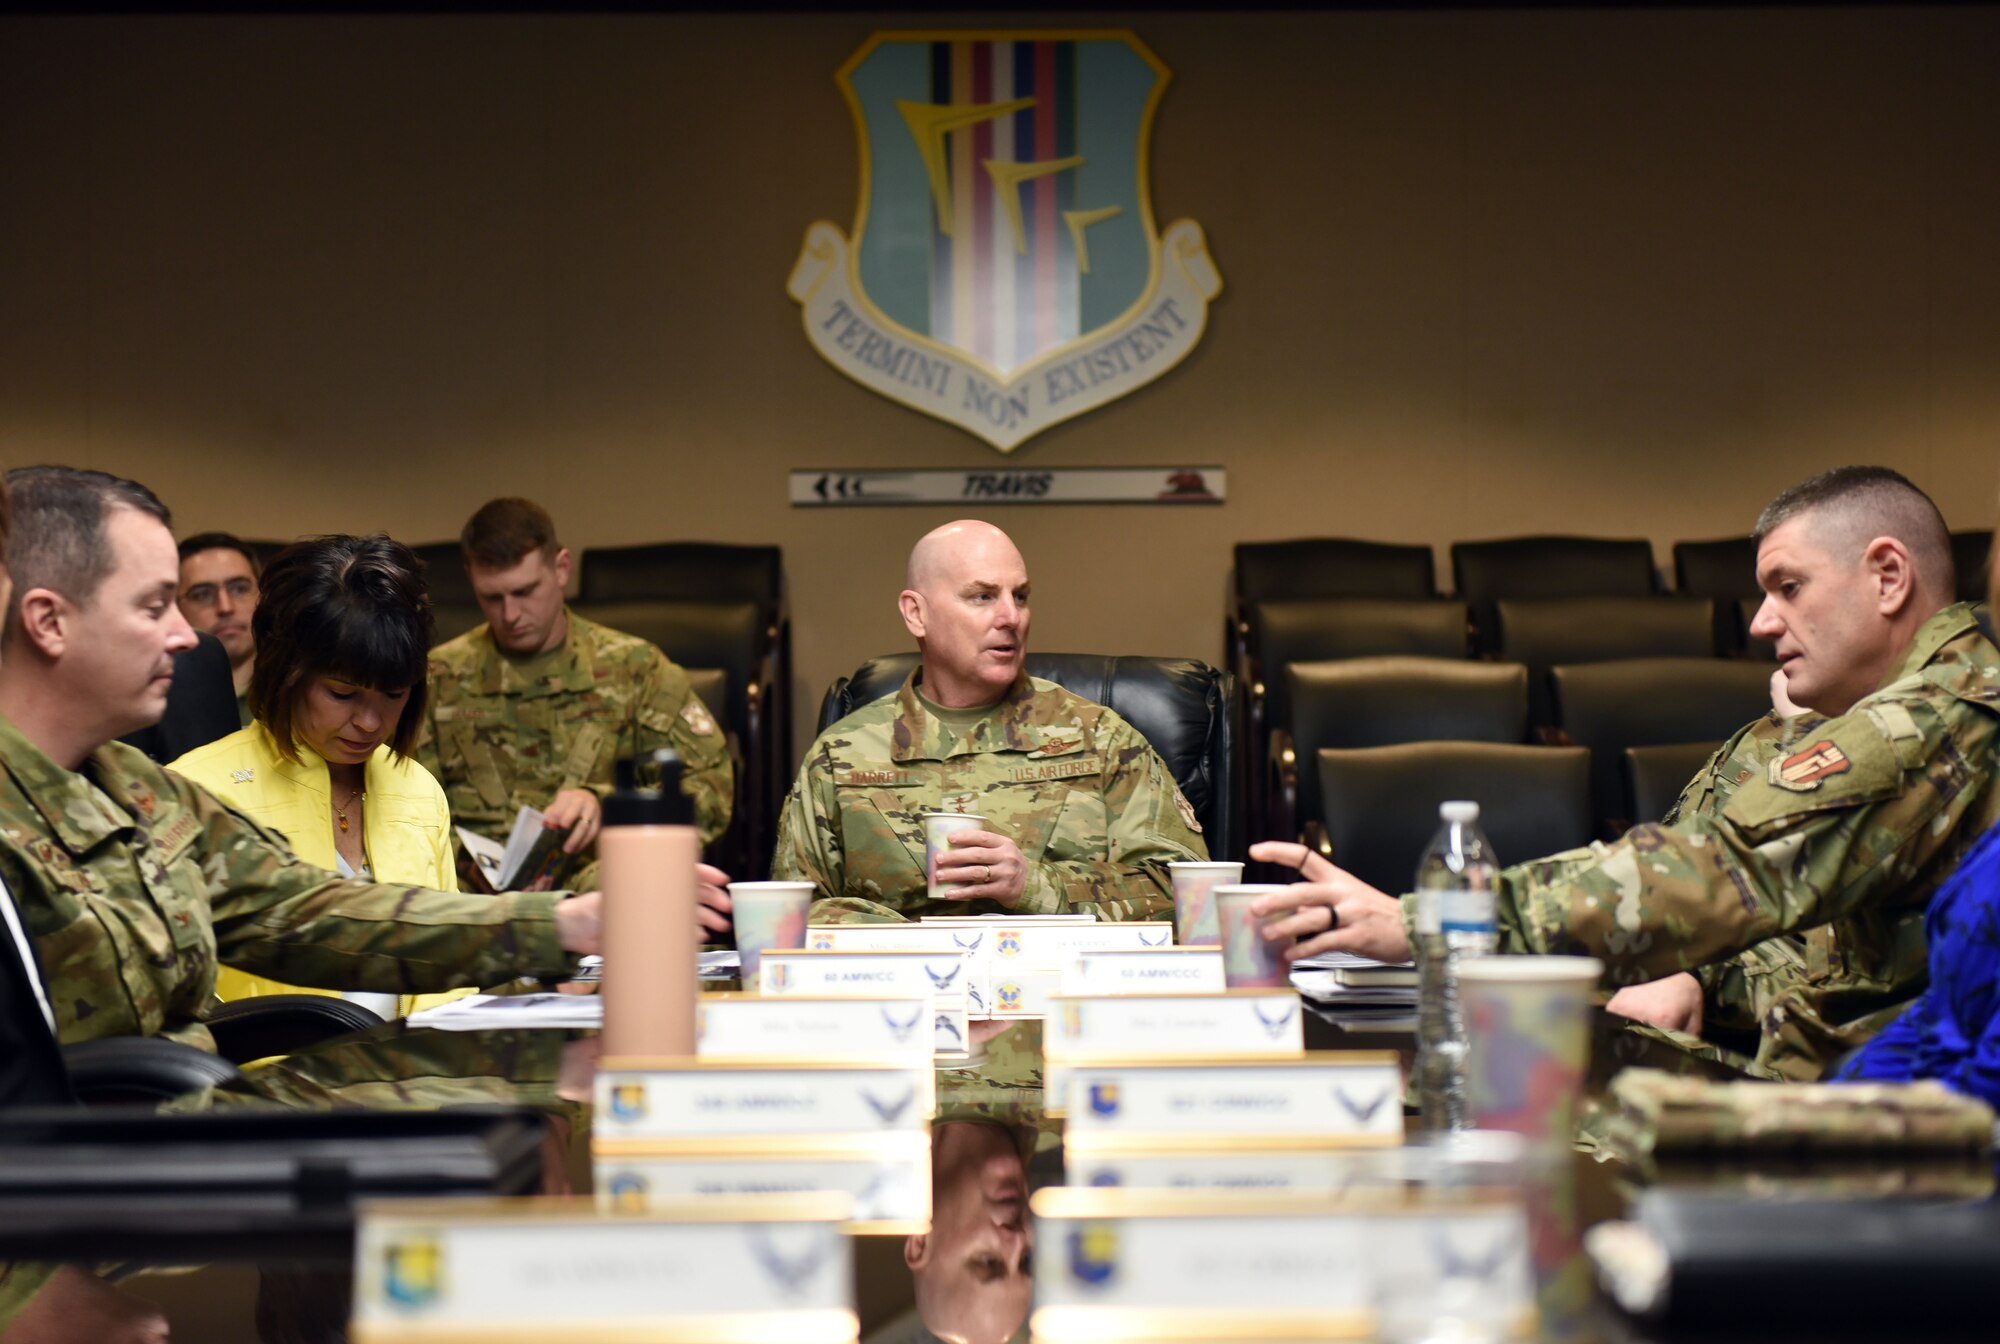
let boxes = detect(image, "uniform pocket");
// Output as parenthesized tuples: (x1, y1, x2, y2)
(1044, 788, 1109, 864)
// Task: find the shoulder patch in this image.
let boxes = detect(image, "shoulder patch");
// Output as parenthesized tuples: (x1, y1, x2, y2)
(1769, 740, 1851, 792)
(1173, 785, 1202, 834)
(681, 699, 717, 736)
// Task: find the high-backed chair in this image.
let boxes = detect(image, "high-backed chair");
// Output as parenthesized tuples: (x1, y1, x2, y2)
(1316, 742, 1593, 896)
(1274, 657, 1529, 856)
(1227, 538, 1436, 688)
(1549, 659, 1774, 834)
(571, 599, 770, 877)
(818, 653, 1240, 862)
(408, 540, 484, 644)
(1494, 596, 1719, 728)
(1243, 598, 1470, 830)
(1674, 535, 1761, 655)
(1451, 535, 1659, 654)
(120, 632, 240, 764)
(1952, 530, 1993, 605)
(1625, 741, 1726, 827)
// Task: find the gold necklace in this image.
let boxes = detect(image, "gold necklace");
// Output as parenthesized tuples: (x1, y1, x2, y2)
(334, 785, 365, 833)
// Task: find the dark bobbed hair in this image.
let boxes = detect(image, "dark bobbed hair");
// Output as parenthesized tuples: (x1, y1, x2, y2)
(178, 530, 262, 576)
(460, 496, 559, 571)
(2, 467, 171, 647)
(249, 535, 434, 762)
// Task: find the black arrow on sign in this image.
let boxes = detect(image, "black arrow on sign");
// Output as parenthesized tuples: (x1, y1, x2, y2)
(814, 474, 831, 501)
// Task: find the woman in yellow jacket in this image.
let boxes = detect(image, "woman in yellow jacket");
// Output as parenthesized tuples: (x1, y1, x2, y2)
(171, 534, 468, 1019)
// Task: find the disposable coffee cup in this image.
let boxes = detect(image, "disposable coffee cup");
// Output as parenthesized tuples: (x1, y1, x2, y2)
(727, 881, 815, 985)
(923, 813, 990, 902)
(1212, 883, 1293, 988)
(1456, 956, 1603, 1149)
(1168, 861, 1242, 946)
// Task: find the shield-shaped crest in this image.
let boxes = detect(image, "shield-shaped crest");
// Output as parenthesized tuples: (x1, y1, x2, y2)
(996, 981, 1024, 1012)
(768, 963, 793, 991)
(608, 1081, 648, 1121)
(1068, 1222, 1119, 1287)
(1088, 1082, 1121, 1117)
(789, 30, 1223, 451)
(606, 1170, 650, 1212)
(1060, 1001, 1084, 1037)
(810, 931, 835, 950)
(383, 1235, 444, 1311)
(996, 930, 1023, 957)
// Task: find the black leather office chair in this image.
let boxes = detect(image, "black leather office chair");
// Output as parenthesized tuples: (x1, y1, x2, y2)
(1549, 658, 1773, 835)
(1316, 742, 1593, 895)
(1274, 657, 1529, 856)
(1451, 535, 1660, 655)
(61, 1037, 243, 1105)
(818, 653, 1240, 862)
(1228, 538, 1437, 687)
(1952, 530, 1992, 605)
(203, 995, 386, 1066)
(120, 631, 241, 763)
(1494, 596, 1719, 729)
(1674, 535, 1760, 655)
(1625, 741, 1726, 827)
(409, 540, 484, 643)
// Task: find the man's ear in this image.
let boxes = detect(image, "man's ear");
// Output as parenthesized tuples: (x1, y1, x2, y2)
(552, 546, 574, 590)
(903, 1233, 929, 1270)
(13, 589, 69, 660)
(899, 589, 926, 641)
(1862, 536, 1915, 616)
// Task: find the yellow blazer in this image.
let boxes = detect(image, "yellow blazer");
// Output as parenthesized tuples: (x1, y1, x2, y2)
(169, 723, 468, 1016)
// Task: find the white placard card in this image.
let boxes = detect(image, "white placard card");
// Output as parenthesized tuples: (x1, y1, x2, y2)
(697, 994, 934, 1062)
(1062, 1146, 1408, 1194)
(351, 1194, 856, 1343)
(805, 923, 987, 954)
(1029, 1188, 1533, 1340)
(918, 913, 1096, 923)
(980, 965, 1063, 1018)
(1061, 1056, 1403, 1145)
(595, 1135, 930, 1234)
(1060, 948, 1228, 996)
(1043, 991, 1303, 1116)
(593, 1060, 934, 1149)
(758, 949, 971, 1057)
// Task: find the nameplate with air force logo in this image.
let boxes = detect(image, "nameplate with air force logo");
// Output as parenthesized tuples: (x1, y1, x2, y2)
(1062, 1056, 1404, 1147)
(804, 922, 992, 956)
(594, 1133, 931, 1236)
(697, 993, 935, 1064)
(758, 949, 971, 1058)
(1063, 1145, 1408, 1195)
(593, 1059, 935, 1151)
(1043, 991, 1303, 1117)
(351, 1193, 855, 1343)
(1028, 1187, 1533, 1341)
(1061, 947, 1228, 996)
(987, 921, 1175, 966)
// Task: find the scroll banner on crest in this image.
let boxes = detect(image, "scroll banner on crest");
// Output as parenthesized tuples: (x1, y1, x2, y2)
(788, 31, 1223, 452)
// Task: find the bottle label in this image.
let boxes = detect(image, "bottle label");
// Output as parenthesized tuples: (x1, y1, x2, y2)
(1413, 889, 1441, 935)
(1439, 888, 1496, 932)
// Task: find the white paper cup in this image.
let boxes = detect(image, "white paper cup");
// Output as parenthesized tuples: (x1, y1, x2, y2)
(1168, 861, 1242, 946)
(923, 813, 990, 902)
(727, 881, 815, 985)
(1455, 956, 1603, 1149)
(1212, 883, 1293, 988)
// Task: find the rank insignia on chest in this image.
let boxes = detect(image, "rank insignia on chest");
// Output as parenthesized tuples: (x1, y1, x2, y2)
(1771, 740, 1851, 791)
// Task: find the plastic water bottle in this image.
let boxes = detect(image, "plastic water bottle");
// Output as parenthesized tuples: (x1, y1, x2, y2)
(1413, 800, 1499, 1134)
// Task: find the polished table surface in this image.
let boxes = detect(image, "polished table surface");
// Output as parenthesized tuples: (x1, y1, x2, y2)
(55, 1004, 2000, 1343)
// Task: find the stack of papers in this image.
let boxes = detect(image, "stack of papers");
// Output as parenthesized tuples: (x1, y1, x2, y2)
(1290, 950, 1419, 1025)
(409, 993, 603, 1030)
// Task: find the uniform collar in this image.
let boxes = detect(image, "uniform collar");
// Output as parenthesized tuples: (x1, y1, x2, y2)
(1881, 602, 1981, 686)
(470, 608, 599, 697)
(0, 712, 149, 855)
(889, 671, 1080, 762)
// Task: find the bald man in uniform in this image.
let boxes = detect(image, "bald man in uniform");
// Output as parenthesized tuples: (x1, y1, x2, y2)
(772, 520, 1207, 922)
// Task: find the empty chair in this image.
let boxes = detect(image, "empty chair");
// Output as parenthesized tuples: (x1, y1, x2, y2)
(819, 653, 1239, 861)
(1273, 657, 1528, 853)
(1674, 535, 1761, 654)
(1625, 741, 1726, 827)
(1228, 538, 1437, 683)
(1316, 742, 1593, 896)
(1550, 658, 1775, 834)
(408, 540, 484, 644)
(1496, 595, 1719, 728)
(1952, 531, 1992, 605)
(1451, 535, 1659, 654)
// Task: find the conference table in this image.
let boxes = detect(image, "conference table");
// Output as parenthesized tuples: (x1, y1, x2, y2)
(17, 1003, 1998, 1342)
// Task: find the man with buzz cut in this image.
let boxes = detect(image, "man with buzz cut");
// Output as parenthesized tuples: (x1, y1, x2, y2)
(1252, 466, 2000, 1081)
(417, 497, 733, 888)
(773, 519, 1207, 922)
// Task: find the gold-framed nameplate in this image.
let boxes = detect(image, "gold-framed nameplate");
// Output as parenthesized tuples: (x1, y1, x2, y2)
(1060, 947, 1227, 996)
(1043, 990, 1302, 1117)
(1061, 1056, 1403, 1147)
(698, 994, 935, 1063)
(758, 949, 971, 1057)
(595, 1134, 931, 1236)
(1028, 1188, 1533, 1341)
(351, 1193, 856, 1343)
(594, 1059, 935, 1152)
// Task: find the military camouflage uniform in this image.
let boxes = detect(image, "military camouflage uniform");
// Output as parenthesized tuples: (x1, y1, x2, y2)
(0, 712, 581, 1052)
(774, 672, 1207, 922)
(1440, 604, 2000, 1080)
(417, 612, 734, 874)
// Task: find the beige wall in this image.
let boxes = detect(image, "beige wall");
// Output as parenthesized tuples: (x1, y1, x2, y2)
(3, 7, 1996, 757)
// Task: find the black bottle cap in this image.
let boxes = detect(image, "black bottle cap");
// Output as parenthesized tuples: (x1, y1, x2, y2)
(601, 750, 693, 827)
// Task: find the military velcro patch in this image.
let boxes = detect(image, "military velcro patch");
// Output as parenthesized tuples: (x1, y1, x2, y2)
(680, 700, 716, 736)
(1028, 735, 1085, 758)
(1769, 740, 1852, 792)
(839, 768, 916, 788)
(1173, 785, 1202, 834)
(1010, 756, 1102, 783)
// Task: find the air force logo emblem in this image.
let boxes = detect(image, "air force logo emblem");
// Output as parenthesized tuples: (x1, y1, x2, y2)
(1088, 1082, 1121, 1117)
(789, 30, 1222, 452)
(1068, 1222, 1119, 1287)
